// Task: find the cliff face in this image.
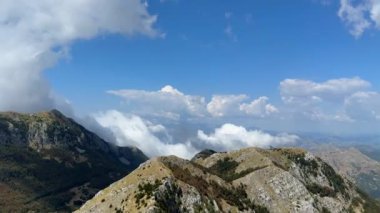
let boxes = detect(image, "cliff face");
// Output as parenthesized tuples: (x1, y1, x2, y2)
(77, 147, 380, 213)
(0, 110, 147, 212)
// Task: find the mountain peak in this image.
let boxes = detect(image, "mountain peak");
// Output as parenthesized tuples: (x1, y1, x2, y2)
(47, 109, 66, 118)
(191, 149, 217, 161)
(0, 110, 147, 212)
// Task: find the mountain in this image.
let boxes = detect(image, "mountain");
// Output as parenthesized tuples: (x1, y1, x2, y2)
(310, 144, 380, 200)
(77, 147, 380, 213)
(0, 110, 148, 212)
(354, 144, 380, 162)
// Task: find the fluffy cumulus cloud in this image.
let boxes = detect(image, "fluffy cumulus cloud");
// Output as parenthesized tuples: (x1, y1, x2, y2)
(92, 110, 299, 158)
(338, 0, 380, 37)
(207, 95, 278, 117)
(108, 85, 207, 119)
(198, 124, 299, 151)
(239, 97, 279, 117)
(94, 110, 198, 159)
(110, 86, 278, 119)
(0, 0, 159, 112)
(207, 95, 248, 117)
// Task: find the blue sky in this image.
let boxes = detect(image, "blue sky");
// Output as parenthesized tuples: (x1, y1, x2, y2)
(45, 0, 380, 114)
(1, 0, 380, 157)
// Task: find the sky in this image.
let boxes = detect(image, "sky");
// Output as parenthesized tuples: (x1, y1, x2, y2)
(1, 0, 380, 158)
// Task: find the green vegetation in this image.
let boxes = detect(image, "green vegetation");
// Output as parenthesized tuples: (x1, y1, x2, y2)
(209, 182, 269, 212)
(135, 179, 162, 206)
(306, 183, 335, 197)
(193, 199, 217, 213)
(321, 207, 331, 213)
(154, 181, 183, 212)
(191, 149, 217, 161)
(354, 187, 380, 213)
(208, 157, 261, 182)
(0, 144, 132, 212)
(285, 152, 319, 177)
(134, 179, 185, 212)
(161, 159, 269, 212)
(281, 149, 349, 198)
(0, 110, 147, 212)
(320, 162, 348, 198)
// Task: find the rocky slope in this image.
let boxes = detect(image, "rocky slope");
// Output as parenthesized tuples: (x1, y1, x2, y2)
(0, 110, 148, 212)
(310, 145, 380, 200)
(77, 147, 380, 213)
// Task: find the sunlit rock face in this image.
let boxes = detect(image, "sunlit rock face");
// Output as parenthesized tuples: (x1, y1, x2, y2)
(77, 147, 380, 213)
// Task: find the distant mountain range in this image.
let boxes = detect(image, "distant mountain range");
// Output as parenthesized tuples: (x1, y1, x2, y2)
(77, 147, 380, 213)
(0, 110, 147, 212)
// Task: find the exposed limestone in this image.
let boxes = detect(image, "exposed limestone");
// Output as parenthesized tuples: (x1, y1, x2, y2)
(77, 147, 380, 213)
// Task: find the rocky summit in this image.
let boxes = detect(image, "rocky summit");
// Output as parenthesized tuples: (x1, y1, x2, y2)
(0, 110, 147, 212)
(77, 147, 380, 213)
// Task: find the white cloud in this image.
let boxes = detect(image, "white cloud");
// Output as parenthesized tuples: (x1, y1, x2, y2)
(338, 0, 372, 37)
(371, 0, 380, 27)
(92, 77, 380, 158)
(108, 85, 207, 119)
(338, 0, 380, 37)
(0, 0, 159, 112)
(344, 91, 380, 121)
(239, 96, 279, 117)
(92, 110, 301, 159)
(198, 123, 299, 151)
(110, 86, 278, 119)
(207, 95, 278, 118)
(280, 77, 370, 104)
(279, 77, 380, 123)
(94, 110, 198, 159)
(207, 95, 248, 117)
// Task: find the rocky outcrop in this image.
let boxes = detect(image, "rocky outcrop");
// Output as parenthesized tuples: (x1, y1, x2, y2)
(77, 147, 380, 213)
(0, 110, 148, 212)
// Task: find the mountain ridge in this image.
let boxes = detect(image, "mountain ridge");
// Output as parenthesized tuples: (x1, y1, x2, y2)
(77, 147, 380, 213)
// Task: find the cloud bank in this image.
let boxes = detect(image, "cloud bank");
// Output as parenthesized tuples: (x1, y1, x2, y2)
(109, 77, 380, 125)
(280, 77, 380, 123)
(280, 77, 370, 104)
(104, 77, 380, 140)
(109, 85, 278, 119)
(92, 110, 298, 159)
(207, 95, 278, 117)
(94, 110, 198, 159)
(198, 124, 299, 151)
(108, 85, 207, 119)
(345, 91, 380, 121)
(0, 0, 159, 112)
(90, 76, 380, 159)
